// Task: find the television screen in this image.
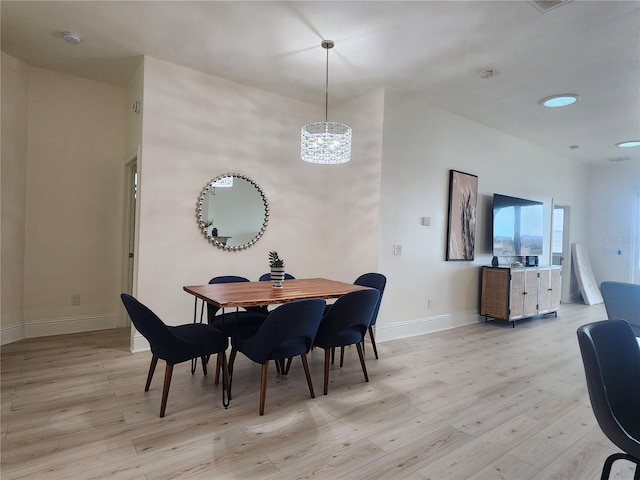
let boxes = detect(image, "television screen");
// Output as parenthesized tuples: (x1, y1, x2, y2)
(493, 194, 543, 257)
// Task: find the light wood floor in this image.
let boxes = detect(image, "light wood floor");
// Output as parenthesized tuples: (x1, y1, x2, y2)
(1, 303, 637, 479)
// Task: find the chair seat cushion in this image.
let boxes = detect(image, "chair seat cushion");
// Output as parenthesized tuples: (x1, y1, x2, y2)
(154, 323, 228, 365)
(314, 326, 363, 349)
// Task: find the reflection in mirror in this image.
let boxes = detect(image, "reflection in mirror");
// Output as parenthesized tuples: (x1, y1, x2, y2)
(197, 174, 269, 251)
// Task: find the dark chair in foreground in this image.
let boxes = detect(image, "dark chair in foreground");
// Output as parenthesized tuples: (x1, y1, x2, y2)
(228, 298, 326, 415)
(121, 293, 228, 418)
(354, 273, 387, 359)
(601, 281, 640, 336)
(576, 319, 640, 480)
(314, 289, 380, 395)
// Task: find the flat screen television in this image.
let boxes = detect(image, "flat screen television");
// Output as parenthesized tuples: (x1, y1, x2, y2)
(492, 193, 543, 257)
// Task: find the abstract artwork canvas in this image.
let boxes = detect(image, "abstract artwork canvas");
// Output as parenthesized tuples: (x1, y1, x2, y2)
(446, 170, 478, 261)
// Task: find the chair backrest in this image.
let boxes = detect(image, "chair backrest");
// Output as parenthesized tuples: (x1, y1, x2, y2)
(121, 293, 178, 360)
(237, 298, 326, 364)
(315, 289, 380, 348)
(576, 319, 640, 458)
(207, 275, 265, 317)
(259, 273, 296, 281)
(601, 281, 640, 335)
(354, 273, 386, 326)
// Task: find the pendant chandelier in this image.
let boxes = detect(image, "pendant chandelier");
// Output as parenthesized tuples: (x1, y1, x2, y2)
(301, 40, 352, 164)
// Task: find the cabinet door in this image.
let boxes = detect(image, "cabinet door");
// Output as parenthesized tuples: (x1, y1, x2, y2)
(538, 268, 552, 313)
(510, 269, 539, 318)
(549, 267, 561, 310)
(538, 267, 562, 313)
(523, 269, 539, 317)
(480, 267, 510, 320)
(509, 270, 526, 318)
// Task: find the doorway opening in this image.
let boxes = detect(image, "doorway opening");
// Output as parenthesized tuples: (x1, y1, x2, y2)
(551, 203, 574, 303)
(122, 155, 138, 328)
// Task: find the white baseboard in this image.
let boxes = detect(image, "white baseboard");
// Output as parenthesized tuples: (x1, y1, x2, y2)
(131, 331, 150, 353)
(24, 314, 119, 338)
(4, 311, 482, 351)
(377, 310, 481, 343)
(1, 323, 26, 345)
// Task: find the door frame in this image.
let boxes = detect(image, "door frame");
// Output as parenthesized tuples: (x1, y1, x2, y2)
(121, 149, 140, 328)
(551, 201, 573, 303)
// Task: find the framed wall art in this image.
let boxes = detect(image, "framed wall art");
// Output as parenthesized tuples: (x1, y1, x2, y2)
(446, 169, 478, 261)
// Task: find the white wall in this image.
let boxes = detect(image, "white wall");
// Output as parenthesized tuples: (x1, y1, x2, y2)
(376, 90, 589, 341)
(1, 53, 29, 344)
(134, 57, 383, 330)
(587, 158, 640, 284)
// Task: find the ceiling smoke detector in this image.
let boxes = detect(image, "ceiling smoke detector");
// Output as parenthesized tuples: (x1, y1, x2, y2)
(479, 69, 498, 80)
(62, 31, 82, 44)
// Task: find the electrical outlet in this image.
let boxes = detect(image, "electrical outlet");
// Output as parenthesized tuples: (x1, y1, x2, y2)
(428, 298, 433, 309)
(71, 294, 80, 306)
(393, 244, 402, 255)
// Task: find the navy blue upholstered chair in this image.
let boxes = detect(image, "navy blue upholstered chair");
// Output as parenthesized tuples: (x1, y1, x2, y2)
(314, 289, 380, 395)
(258, 272, 296, 282)
(228, 298, 326, 415)
(207, 276, 268, 337)
(121, 293, 228, 418)
(577, 319, 640, 480)
(601, 281, 640, 336)
(354, 273, 387, 359)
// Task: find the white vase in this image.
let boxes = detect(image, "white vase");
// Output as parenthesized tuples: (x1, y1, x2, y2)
(270, 267, 285, 288)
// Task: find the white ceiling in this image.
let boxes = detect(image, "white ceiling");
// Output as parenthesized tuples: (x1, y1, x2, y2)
(2, 1, 639, 165)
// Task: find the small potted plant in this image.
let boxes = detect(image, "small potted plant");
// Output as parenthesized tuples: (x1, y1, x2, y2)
(269, 251, 285, 288)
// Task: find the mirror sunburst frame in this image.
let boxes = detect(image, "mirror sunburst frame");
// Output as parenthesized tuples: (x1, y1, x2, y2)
(197, 173, 269, 251)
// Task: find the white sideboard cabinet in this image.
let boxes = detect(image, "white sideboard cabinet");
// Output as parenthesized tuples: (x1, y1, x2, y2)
(480, 265, 561, 327)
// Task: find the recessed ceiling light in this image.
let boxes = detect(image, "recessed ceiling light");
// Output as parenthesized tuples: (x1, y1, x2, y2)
(540, 94, 580, 108)
(62, 31, 82, 44)
(616, 140, 640, 148)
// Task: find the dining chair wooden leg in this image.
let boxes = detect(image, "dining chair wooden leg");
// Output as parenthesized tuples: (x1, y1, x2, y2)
(331, 347, 335, 365)
(259, 361, 269, 415)
(145, 355, 159, 391)
(355, 342, 369, 383)
(160, 363, 174, 418)
(323, 348, 331, 395)
(200, 356, 208, 376)
(368, 326, 379, 359)
(339, 346, 345, 367)
(283, 357, 293, 375)
(300, 354, 315, 398)
(228, 348, 238, 376)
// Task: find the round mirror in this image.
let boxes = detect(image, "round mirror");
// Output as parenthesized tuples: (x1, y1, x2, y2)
(197, 173, 269, 251)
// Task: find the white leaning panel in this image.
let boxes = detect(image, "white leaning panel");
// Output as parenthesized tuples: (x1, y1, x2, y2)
(571, 243, 604, 305)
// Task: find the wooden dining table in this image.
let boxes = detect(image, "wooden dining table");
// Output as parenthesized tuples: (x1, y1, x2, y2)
(182, 277, 371, 407)
(183, 277, 369, 309)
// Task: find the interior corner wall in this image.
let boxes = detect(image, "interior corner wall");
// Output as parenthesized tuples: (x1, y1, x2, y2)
(1, 52, 29, 344)
(21, 66, 128, 338)
(587, 158, 640, 284)
(135, 57, 383, 326)
(376, 90, 589, 340)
